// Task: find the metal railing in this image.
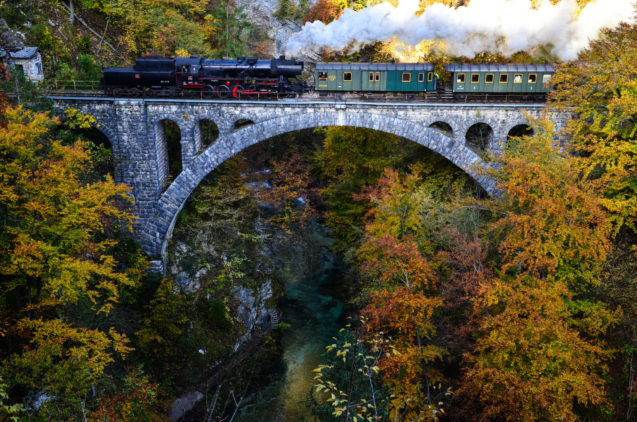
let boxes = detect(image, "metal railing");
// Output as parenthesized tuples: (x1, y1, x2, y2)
(45, 80, 101, 91)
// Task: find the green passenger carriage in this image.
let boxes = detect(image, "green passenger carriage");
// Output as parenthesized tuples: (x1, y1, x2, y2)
(444, 63, 555, 95)
(315, 63, 437, 93)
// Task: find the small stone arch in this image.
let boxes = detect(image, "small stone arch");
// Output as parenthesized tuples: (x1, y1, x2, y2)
(194, 118, 219, 153)
(64, 114, 123, 183)
(507, 123, 534, 139)
(156, 118, 183, 190)
(233, 118, 254, 131)
(91, 123, 117, 149)
(429, 121, 454, 138)
(83, 126, 116, 178)
(465, 122, 494, 157)
(506, 123, 534, 150)
(149, 111, 497, 259)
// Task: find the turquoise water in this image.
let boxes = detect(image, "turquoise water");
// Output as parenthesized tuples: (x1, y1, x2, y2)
(237, 270, 343, 421)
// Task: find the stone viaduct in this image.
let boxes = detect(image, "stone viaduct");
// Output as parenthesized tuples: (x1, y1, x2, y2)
(50, 96, 567, 272)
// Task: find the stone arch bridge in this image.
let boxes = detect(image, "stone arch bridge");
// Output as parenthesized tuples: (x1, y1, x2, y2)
(50, 97, 567, 271)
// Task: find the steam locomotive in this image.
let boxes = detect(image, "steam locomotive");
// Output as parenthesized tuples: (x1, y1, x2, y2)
(101, 55, 554, 100)
(101, 55, 308, 98)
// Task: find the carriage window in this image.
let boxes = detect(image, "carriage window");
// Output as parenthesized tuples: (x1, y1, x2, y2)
(485, 73, 494, 83)
(543, 74, 552, 84)
(369, 72, 374, 81)
(513, 73, 523, 83)
(318, 71, 328, 81)
(499, 74, 508, 83)
(343, 72, 352, 81)
(402, 73, 411, 82)
(528, 73, 537, 83)
(418, 73, 424, 82)
(457, 73, 466, 83)
(471, 73, 480, 83)
(375, 72, 380, 81)
(428, 72, 433, 82)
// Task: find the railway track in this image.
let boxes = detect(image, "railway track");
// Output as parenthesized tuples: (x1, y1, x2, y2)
(43, 89, 547, 104)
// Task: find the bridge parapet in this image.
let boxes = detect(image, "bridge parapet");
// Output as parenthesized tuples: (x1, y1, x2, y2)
(50, 97, 569, 270)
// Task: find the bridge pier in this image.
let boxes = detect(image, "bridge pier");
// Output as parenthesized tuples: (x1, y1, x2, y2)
(50, 97, 569, 272)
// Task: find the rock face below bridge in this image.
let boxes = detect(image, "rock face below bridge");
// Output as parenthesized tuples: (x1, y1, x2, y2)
(50, 96, 568, 270)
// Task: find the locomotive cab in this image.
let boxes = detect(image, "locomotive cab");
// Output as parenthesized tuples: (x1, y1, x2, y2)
(175, 56, 204, 89)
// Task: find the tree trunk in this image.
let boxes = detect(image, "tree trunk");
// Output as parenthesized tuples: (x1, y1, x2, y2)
(69, 0, 75, 24)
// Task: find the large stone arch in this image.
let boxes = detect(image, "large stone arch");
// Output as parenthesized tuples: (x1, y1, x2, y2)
(148, 110, 496, 258)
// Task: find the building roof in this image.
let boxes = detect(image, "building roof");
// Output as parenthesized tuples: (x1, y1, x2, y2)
(444, 63, 555, 73)
(316, 62, 435, 71)
(9, 47, 39, 60)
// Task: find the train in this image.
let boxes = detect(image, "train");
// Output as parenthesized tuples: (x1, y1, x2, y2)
(101, 55, 555, 101)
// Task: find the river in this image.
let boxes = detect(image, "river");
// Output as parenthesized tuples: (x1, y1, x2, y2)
(236, 263, 344, 421)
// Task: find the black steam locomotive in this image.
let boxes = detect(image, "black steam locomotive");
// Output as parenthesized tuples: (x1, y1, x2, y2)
(101, 55, 308, 98)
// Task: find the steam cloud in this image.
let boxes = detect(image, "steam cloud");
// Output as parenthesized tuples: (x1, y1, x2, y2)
(286, 0, 635, 61)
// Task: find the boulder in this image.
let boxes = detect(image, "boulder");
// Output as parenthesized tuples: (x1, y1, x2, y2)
(0, 18, 24, 52)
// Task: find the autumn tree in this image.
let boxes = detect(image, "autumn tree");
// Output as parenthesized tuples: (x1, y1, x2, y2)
(461, 118, 617, 421)
(313, 127, 427, 251)
(355, 169, 449, 420)
(0, 106, 140, 417)
(550, 21, 637, 418)
(304, 0, 344, 23)
(550, 22, 637, 234)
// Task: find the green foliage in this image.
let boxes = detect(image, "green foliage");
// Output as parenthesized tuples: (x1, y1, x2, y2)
(310, 328, 390, 421)
(136, 279, 189, 359)
(196, 297, 232, 331)
(275, 0, 311, 21)
(0, 376, 23, 421)
(78, 34, 92, 54)
(27, 23, 55, 51)
(0, 70, 52, 111)
(206, 0, 252, 57)
(313, 127, 428, 251)
(78, 54, 102, 81)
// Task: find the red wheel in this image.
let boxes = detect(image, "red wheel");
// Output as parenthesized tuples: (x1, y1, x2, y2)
(232, 85, 244, 99)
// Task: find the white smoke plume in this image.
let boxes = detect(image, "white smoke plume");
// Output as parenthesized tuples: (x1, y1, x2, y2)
(285, 0, 635, 61)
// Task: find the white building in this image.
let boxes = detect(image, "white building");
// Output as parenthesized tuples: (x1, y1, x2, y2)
(0, 46, 45, 82)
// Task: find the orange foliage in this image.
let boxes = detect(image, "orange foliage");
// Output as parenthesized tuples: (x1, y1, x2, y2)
(357, 168, 445, 420)
(461, 118, 617, 421)
(304, 0, 344, 23)
(358, 233, 434, 290)
(463, 277, 611, 422)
